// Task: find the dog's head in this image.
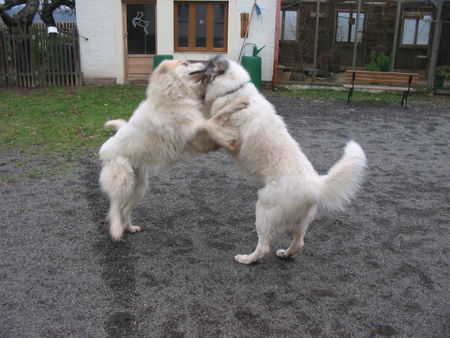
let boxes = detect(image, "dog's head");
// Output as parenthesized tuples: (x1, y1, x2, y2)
(188, 55, 251, 103)
(148, 59, 206, 99)
(189, 55, 229, 83)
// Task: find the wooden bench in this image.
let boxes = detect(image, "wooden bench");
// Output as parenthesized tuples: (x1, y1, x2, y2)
(344, 70, 420, 107)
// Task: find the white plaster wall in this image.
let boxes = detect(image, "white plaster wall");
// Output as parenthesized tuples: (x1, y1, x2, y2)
(156, 1, 173, 56)
(76, 0, 121, 82)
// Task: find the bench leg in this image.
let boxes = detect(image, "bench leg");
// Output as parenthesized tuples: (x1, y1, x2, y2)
(347, 88, 353, 103)
(401, 92, 408, 108)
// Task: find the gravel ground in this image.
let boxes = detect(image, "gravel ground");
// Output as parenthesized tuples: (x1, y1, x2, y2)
(0, 97, 448, 337)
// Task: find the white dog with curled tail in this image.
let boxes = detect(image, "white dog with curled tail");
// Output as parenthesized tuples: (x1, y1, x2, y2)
(191, 56, 367, 264)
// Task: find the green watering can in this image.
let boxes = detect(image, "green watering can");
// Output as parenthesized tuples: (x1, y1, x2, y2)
(244, 43, 266, 57)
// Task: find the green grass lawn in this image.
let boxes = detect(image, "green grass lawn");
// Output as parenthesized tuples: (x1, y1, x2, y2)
(0, 85, 145, 154)
(0, 85, 446, 155)
(262, 86, 443, 104)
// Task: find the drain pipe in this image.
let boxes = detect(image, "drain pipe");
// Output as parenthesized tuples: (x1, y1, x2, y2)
(272, 0, 282, 89)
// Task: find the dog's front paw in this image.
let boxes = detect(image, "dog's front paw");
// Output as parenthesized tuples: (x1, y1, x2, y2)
(235, 254, 255, 265)
(235, 100, 249, 111)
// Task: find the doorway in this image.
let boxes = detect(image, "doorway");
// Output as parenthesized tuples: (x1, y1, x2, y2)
(123, 1, 156, 80)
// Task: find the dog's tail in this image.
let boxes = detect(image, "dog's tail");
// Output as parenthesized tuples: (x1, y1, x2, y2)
(104, 119, 127, 131)
(317, 141, 367, 213)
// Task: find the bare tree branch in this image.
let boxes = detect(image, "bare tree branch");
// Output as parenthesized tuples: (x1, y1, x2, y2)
(0, 0, 28, 11)
(0, 0, 39, 28)
(40, 0, 75, 27)
(0, 0, 26, 26)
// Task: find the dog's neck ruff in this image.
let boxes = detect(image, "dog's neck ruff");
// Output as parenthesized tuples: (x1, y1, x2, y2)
(222, 81, 250, 97)
(202, 81, 250, 103)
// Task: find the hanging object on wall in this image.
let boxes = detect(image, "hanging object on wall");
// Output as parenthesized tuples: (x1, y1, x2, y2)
(241, 13, 249, 38)
(255, 4, 262, 16)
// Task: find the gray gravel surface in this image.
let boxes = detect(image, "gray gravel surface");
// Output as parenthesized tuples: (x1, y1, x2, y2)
(1, 97, 449, 337)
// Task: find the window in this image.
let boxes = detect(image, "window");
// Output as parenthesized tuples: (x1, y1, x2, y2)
(174, 2, 228, 52)
(280, 9, 297, 41)
(401, 14, 431, 46)
(336, 11, 365, 43)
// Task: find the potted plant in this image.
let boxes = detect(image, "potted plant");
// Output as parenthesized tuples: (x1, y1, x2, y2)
(435, 65, 450, 88)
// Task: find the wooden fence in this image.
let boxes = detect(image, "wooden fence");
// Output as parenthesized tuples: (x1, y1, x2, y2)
(0, 23, 82, 88)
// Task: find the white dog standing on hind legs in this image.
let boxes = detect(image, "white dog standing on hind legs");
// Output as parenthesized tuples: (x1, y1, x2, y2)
(99, 59, 248, 241)
(191, 55, 368, 264)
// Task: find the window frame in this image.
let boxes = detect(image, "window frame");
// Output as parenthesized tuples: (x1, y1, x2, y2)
(400, 12, 432, 48)
(335, 10, 365, 44)
(174, 1, 228, 53)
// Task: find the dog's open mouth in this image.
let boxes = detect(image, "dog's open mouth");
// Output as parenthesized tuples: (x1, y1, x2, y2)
(189, 68, 206, 76)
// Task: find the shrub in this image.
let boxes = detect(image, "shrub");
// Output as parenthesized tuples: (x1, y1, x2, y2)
(436, 65, 450, 79)
(366, 50, 391, 72)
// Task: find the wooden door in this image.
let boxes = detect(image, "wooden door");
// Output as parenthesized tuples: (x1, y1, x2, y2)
(124, 2, 156, 79)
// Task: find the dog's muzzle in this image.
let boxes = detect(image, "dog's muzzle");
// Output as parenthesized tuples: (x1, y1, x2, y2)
(189, 69, 207, 75)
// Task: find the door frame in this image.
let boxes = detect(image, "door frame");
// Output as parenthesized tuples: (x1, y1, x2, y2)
(122, 0, 157, 80)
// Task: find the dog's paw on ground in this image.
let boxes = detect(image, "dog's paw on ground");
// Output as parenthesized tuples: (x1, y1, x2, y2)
(127, 225, 142, 233)
(234, 254, 254, 264)
(276, 249, 291, 259)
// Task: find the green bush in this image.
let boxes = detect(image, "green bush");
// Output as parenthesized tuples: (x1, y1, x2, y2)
(436, 65, 450, 79)
(366, 50, 391, 72)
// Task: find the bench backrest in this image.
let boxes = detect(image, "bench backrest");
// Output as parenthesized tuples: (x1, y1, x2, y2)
(345, 70, 420, 87)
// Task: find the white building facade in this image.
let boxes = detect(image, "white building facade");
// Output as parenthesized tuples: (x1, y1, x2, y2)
(76, 0, 276, 84)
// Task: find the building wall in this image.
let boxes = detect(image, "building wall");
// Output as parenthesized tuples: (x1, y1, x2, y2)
(76, 0, 276, 84)
(76, 0, 120, 84)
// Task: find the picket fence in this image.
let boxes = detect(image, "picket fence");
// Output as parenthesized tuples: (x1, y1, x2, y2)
(0, 23, 82, 87)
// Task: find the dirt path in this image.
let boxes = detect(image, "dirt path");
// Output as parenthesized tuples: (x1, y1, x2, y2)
(1, 97, 448, 336)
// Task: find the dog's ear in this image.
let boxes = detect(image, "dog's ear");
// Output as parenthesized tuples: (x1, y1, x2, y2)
(155, 60, 169, 74)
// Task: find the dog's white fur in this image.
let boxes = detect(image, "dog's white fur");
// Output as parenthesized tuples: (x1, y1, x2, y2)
(198, 56, 367, 264)
(99, 60, 223, 241)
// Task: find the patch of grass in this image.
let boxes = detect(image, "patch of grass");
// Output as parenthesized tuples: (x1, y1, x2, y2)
(26, 171, 42, 179)
(0, 175, 19, 183)
(263, 86, 439, 104)
(0, 85, 145, 154)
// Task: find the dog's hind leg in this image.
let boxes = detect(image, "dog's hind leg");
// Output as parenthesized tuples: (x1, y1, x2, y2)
(109, 200, 126, 241)
(235, 199, 273, 264)
(122, 167, 148, 234)
(276, 206, 317, 259)
(100, 158, 135, 241)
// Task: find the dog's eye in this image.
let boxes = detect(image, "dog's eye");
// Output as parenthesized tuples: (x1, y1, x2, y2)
(182, 61, 190, 67)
